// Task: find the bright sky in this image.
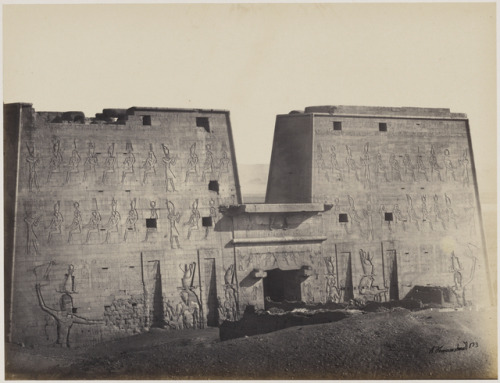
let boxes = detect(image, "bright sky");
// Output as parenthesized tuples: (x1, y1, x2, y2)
(3, 3, 496, 203)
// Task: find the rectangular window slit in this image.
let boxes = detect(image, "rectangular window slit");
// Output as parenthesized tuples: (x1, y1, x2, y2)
(333, 121, 342, 131)
(379, 122, 387, 132)
(142, 115, 151, 126)
(146, 218, 157, 228)
(385, 213, 393, 221)
(196, 117, 210, 133)
(202, 217, 213, 227)
(338, 213, 348, 223)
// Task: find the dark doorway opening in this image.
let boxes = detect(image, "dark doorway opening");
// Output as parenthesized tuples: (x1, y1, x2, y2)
(386, 250, 399, 300)
(263, 268, 302, 304)
(343, 253, 354, 302)
(204, 258, 218, 327)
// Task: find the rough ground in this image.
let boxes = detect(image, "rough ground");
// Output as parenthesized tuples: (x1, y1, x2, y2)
(5, 307, 497, 380)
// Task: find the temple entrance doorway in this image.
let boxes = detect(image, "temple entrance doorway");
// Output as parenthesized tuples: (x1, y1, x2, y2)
(263, 268, 302, 304)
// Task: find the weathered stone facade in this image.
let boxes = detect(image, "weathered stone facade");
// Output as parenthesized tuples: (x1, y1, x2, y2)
(229, 106, 490, 313)
(5, 103, 240, 346)
(4, 103, 490, 347)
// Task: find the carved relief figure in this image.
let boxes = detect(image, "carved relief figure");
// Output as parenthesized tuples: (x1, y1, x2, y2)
(26, 143, 40, 192)
(102, 198, 121, 243)
(165, 200, 181, 249)
(142, 144, 157, 185)
(406, 194, 420, 231)
(218, 149, 230, 179)
(393, 204, 406, 232)
(449, 248, 476, 307)
(443, 149, 456, 182)
(121, 142, 135, 183)
(65, 140, 81, 184)
(358, 249, 386, 302)
(429, 145, 443, 182)
(402, 154, 416, 182)
(47, 136, 63, 182)
(444, 193, 458, 230)
(47, 201, 64, 244)
(416, 148, 429, 181)
(185, 143, 199, 183)
(124, 198, 138, 242)
(464, 195, 476, 236)
(67, 202, 83, 243)
(324, 257, 340, 303)
(201, 144, 215, 182)
(432, 194, 446, 230)
(347, 195, 364, 236)
(421, 195, 433, 231)
(83, 142, 98, 182)
(316, 144, 330, 182)
(35, 284, 103, 347)
(375, 152, 389, 182)
(330, 146, 343, 181)
(389, 154, 402, 182)
(345, 145, 360, 181)
(58, 264, 76, 293)
(83, 200, 101, 244)
(25, 210, 41, 256)
(458, 149, 470, 187)
(161, 144, 177, 192)
(204, 199, 218, 239)
(180, 263, 196, 290)
(360, 143, 371, 188)
(102, 143, 116, 184)
(185, 199, 200, 240)
(144, 200, 158, 242)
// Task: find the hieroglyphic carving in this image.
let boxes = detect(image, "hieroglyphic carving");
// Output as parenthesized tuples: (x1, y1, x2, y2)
(67, 202, 83, 243)
(124, 198, 138, 242)
(161, 144, 177, 192)
(102, 198, 121, 244)
(121, 142, 135, 183)
(393, 203, 406, 232)
(47, 201, 64, 244)
(220, 263, 239, 322)
(47, 136, 63, 182)
(165, 200, 181, 249)
(329, 146, 343, 181)
(185, 143, 199, 183)
(444, 193, 458, 230)
(83, 142, 98, 182)
(101, 143, 116, 184)
(347, 195, 364, 236)
(26, 143, 40, 192)
(65, 140, 81, 184)
(142, 144, 157, 185)
(25, 209, 41, 256)
(185, 199, 200, 240)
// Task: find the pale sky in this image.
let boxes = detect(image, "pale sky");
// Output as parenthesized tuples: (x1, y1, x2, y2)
(3, 3, 497, 203)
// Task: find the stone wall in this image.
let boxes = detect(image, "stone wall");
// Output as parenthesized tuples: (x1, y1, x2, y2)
(7, 104, 241, 346)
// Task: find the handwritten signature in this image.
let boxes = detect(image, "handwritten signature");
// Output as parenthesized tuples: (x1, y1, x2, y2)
(429, 341, 479, 354)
